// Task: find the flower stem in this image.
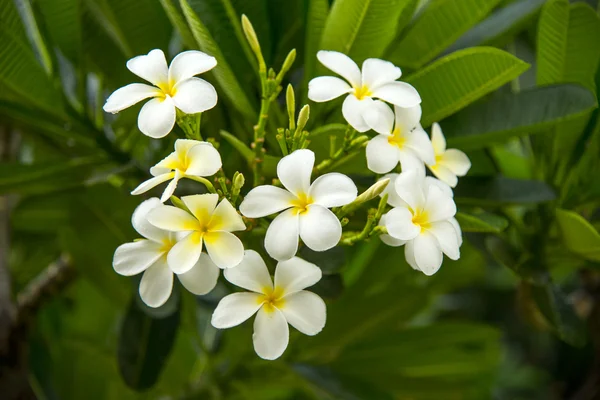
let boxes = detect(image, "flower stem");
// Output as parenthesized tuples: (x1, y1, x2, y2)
(187, 176, 217, 193)
(340, 194, 388, 245)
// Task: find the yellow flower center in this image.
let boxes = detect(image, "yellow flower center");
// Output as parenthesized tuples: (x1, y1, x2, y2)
(291, 193, 313, 215)
(159, 237, 177, 253)
(387, 127, 406, 148)
(259, 286, 286, 313)
(412, 210, 430, 232)
(157, 80, 178, 99)
(354, 85, 372, 100)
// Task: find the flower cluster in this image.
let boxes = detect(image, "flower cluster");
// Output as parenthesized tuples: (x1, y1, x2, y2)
(108, 44, 471, 360)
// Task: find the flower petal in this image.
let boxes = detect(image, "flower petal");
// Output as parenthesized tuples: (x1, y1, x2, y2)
(172, 77, 218, 114)
(423, 185, 456, 222)
(168, 50, 217, 84)
(147, 205, 200, 232)
(394, 105, 422, 132)
(265, 208, 300, 261)
(404, 240, 420, 271)
(181, 193, 218, 224)
(380, 233, 407, 247)
(239, 186, 295, 218)
(425, 176, 454, 198)
(167, 232, 203, 274)
(275, 257, 322, 295)
(103, 83, 161, 113)
(160, 170, 181, 202)
(428, 221, 460, 260)
(203, 231, 244, 269)
(277, 149, 314, 197)
(440, 149, 471, 176)
(384, 207, 420, 240)
(209, 198, 246, 232)
(139, 258, 173, 308)
(405, 127, 435, 165)
(113, 240, 164, 276)
(253, 307, 289, 360)
(372, 81, 421, 108)
(223, 250, 273, 293)
(394, 170, 426, 211)
(126, 49, 168, 86)
(316, 50, 361, 87)
(379, 174, 408, 208)
(342, 95, 372, 132)
(366, 136, 400, 174)
(309, 173, 357, 208)
(431, 123, 446, 154)
(397, 148, 426, 175)
(131, 197, 169, 242)
(361, 58, 402, 90)
(138, 97, 176, 138)
(449, 217, 463, 247)
(185, 142, 222, 176)
(363, 100, 394, 135)
(131, 172, 175, 197)
(429, 165, 458, 187)
(280, 291, 326, 336)
(211, 292, 263, 329)
(299, 205, 341, 252)
(412, 232, 443, 276)
(177, 252, 220, 295)
(308, 76, 351, 102)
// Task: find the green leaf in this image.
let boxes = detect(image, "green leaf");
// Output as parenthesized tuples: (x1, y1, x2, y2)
(537, 1, 600, 94)
(180, 0, 256, 119)
(444, 0, 546, 54)
(219, 129, 253, 162)
(37, 0, 82, 63)
(387, 0, 501, 69)
(556, 208, 600, 262)
(442, 84, 598, 149)
(455, 210, 509, 233)
(454, 176, 556, 206)
(405, 47, 529, 127)
(118, 297, 181, 390)
(302, 0, 329, 102)
(320, 0, 412, 64)
(159, 0, 196, 48)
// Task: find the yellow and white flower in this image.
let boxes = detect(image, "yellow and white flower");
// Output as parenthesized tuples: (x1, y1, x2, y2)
(308, 51, 421, 132)
(427, 123, 471, 187)
(380, 171, 462, 275)
(103, 49, 218, 138)
(132, 139, 222, 202)
(147, 194, 246, 273)
(112, 198, 219, 308)
(364, 101, 434, 174)
(211, 250, 326, 360)
(239, 149, 357, 261)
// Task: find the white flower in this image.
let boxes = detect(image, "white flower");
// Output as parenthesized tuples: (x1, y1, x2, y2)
(364, 101, 434, 174)
(146, 194, 246, 272)
(113, 198, 219, 308)
(103, 49, 218, 138)
(307, 50, 421, 132)
(380, 171, 462, 275)
(211, 250, 326, 360)
(131, 139, 221, 202)
(239, 149, 357, 261)
(426, 123, 471, 187)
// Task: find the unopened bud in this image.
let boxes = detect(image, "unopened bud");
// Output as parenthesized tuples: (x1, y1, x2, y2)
(296, 104, 310, 134)
(276, 49, 296, 83)
(286, 84, 295, 130)
(338, 178, 390, 217)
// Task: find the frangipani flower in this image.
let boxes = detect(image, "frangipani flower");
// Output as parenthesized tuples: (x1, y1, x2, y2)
(380, 171, 461, 275)
(239, 149, 357, 261)
(308, 50, 421, 132)
(113, 198, 219, 308)
(364, 101, 434, 174)
(103, 49, 218, 138)
(426, 123, 471, 187)
(132, 139, 222, 202)
(211, 250, 326, 360)
(147, 194, 246, 272)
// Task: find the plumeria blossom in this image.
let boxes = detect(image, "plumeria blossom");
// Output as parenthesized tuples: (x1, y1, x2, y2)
(426, 123, 472, 187)
(211, 250, 326, 360)
(146, 194, 246, 273)
(103, 49, 218, 138)
(239, 149, 357, 261)
(379, 171, 462, 275)
(131, 139, 222, 202)
(308, 50, 421, 132)
(364, 101, 434, 174)
(113, 198, 219, 308)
